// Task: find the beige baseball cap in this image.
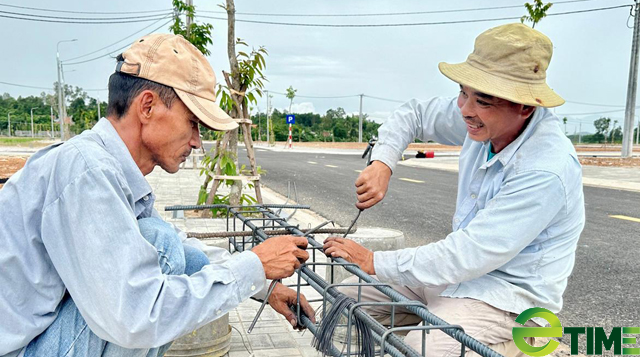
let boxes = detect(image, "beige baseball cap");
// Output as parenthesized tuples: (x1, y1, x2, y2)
(438, 23, 564, 108)
(115, 33, 238, 131)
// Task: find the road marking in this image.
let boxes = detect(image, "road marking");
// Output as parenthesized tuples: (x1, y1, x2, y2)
(354, 170, 362, 173)
(325, 164, 339, 168)
(399, 178, 424, 184)
(307, 161, 317, 164)
(257, 149, 267, 152)
(609, 215, 640, 223)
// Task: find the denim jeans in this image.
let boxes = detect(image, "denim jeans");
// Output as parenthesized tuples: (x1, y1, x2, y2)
(24, 217, 210, 357)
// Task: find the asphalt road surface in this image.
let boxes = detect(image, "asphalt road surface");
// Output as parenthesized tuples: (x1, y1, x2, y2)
(236, 147, 639, 331)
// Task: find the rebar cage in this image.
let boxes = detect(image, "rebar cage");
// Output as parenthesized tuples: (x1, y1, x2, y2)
(165, 203, 505, 357)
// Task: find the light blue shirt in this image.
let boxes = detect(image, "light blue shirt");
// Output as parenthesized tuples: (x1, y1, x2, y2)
(371, 97, 585, 317)
(0, 119, 266, 356)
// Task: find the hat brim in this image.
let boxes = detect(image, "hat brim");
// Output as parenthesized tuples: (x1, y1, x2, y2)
(175, 89, 239, 131)
(438, 61, 564, 108)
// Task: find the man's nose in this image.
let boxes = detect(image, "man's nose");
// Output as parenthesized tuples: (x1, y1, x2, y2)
(190, 125, 201, 149)
(459, 98, 475, 118)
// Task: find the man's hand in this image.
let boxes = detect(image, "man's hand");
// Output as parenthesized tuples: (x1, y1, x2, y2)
(323, 237, 375, 275)
(268, 283, 316, 329)
(355, 160, 392, 210)
(251, 235, 309, 280)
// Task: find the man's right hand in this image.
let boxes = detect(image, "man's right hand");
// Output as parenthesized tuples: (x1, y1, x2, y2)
(355, 160, 392, 210)
(251, 235, 309, 280)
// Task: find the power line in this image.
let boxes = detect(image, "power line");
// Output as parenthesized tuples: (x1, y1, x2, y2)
(0, 9, 171, 21)
(198, 4, 630, 28)
(268, 91, 358, 99)
(363, 95, 404, 103)
(0, 80, 52, 90)
(0, 13, 171, 25)
(0, 3, 171, 15)
(199, 0, 600, 17)
(557, 108, 627, 116)
(63, 15, 172, 62)
(64, 19, 173, 65)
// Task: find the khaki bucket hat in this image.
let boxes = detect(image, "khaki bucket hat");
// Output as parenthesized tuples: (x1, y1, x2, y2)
(115, 33, 238, 131)
(439, 23, 564, 108)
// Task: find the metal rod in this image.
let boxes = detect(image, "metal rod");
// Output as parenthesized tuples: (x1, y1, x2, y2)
(247, 279, 279, 334)
(164, 203, 311, 211)
(343, 209, 363, 238)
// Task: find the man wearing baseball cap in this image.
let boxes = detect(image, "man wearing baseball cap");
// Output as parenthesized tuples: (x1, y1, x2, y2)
(324, 23, 585, 356)
(0, 34, 314, 357)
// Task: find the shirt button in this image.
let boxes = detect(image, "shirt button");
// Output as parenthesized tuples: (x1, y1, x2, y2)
(470, 194, 477, 199)
(143, 195, 149, 201)
(454, 218, 460, 223)
(251, 285, 256, 291)
(216, 310, 222, 315)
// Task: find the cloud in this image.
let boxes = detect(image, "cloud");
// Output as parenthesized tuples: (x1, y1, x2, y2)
(279, 102, 316, 114)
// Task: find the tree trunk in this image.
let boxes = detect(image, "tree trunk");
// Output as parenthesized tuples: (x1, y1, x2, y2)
(226, 0, 243, 206)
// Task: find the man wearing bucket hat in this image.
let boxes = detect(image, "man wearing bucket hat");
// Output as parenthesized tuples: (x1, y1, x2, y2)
(324, 23, 585, 356)
(0, 34, 315, 357)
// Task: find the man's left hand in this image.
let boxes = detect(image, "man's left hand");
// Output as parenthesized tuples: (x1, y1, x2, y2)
(323, 237, 375, 275)
(268, 283, 316, 329)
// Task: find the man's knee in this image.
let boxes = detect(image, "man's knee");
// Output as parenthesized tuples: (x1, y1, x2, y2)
(183, 245, 209, 276)
(138, 217, 185, 275)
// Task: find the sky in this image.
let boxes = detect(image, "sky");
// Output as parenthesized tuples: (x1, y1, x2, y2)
(0, 0, 638, 135)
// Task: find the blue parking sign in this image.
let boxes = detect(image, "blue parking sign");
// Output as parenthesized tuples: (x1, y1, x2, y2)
(286, 114, 295, 124)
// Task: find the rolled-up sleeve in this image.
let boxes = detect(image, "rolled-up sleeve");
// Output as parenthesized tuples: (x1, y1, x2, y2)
(374, 170, 566, 287)
(41, 167, 265, 348)
(371, 97, 467, 172)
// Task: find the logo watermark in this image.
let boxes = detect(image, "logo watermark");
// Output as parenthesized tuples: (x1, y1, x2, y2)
(513, 307, 640, 356)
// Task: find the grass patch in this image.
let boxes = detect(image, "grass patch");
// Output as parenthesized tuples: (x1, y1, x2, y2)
(0, 137, 45, 146)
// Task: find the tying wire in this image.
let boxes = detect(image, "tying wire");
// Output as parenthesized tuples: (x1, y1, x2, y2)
(312, 293, 375, 357)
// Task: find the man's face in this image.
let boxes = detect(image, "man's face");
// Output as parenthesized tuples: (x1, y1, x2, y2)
(457, 85, 532, 152)
(142, 96, 201, 174)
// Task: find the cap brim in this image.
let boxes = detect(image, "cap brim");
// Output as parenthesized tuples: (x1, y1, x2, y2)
(438, 61, 565, 108)
(174, 89, 239, 131)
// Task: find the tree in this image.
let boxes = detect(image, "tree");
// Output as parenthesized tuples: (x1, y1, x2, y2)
(521, 0, 553, 28)
(285, 86, 297, 114)
(169, 0, 213, 56)
(594, 117, 611, 145)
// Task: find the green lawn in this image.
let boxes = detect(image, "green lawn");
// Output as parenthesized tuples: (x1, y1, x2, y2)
(0, 137, 45, 146)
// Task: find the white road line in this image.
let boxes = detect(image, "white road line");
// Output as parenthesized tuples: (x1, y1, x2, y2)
(354, 170, 362, 173)
(399, 178, 424, 184)
(307, 161, 317, 164)
(609, 215, 640, 223)
(325, 164, 338, 168)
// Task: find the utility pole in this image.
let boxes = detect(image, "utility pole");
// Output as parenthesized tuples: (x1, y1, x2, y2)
(7, 112, 11, 137)
(97, 96, 101, 120)
(358, 94, 363, 143)
(578, 123, 582, 144)
(637, 119, 640, 144)
(57, 39, 77, 141)
(622, 0, 640, 157)
(30, 108, 36, 138)
(186, 0, 193, 36)
(50, 106, 54, 139)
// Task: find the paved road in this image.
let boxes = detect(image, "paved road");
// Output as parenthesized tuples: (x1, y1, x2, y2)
(237, 148, 639, 330)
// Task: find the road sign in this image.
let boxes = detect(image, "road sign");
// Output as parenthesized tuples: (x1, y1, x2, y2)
(286, 114, 295, 124)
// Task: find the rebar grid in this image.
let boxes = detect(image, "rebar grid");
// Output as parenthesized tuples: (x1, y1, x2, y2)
(173, 204, 505, 357)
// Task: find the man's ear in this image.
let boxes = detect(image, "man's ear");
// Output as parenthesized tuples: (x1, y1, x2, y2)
(137, 90, 156, 125)
(521, 105, 536, 120)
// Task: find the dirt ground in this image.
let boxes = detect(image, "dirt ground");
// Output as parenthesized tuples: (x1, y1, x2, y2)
(0, 156, 27, 189)
(271, 142, 640, 167)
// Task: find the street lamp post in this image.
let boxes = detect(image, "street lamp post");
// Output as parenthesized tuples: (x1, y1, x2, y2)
(57, 39, 77, 141)
(30, 108, 37, 138)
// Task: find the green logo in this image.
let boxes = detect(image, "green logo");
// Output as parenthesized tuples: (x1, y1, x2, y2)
(513, 307, 563, 356)
(513, 308, 640, 356)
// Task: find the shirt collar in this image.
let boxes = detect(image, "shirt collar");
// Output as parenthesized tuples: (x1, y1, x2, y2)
(92, 118, 153, 205)
(483, 108, 550, 168)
